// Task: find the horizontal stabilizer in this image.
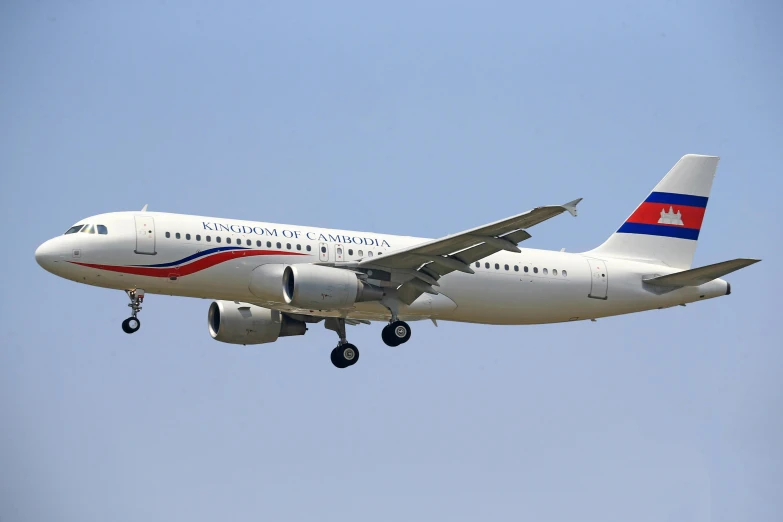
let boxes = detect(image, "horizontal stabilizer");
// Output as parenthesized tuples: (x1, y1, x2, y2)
(643, 258, 760, 288)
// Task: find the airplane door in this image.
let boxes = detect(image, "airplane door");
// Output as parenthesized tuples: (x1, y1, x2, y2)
(586, 258, 608, 299)
(134, 216, 156, 255)
(335, 243, 344, 262)
(318, 242, 329, 262)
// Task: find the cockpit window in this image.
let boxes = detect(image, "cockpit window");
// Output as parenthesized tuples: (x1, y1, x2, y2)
(80, 224, 95, 234)
(97, 225, 108, 235)
(65, 225, 83, 234)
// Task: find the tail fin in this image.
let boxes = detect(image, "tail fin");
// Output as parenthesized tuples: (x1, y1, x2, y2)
(589, 154, 719, 268)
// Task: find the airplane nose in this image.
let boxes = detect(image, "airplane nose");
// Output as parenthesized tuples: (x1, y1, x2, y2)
(35, 240, 56, 268)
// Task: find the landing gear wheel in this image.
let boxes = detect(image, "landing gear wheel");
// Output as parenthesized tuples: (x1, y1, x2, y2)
(122, 317, 141, 334)
(330, 343, 359, 368)
(123, 289, 144, 335)
(382, 325, 400, 346)
(382, 320, 411, 346)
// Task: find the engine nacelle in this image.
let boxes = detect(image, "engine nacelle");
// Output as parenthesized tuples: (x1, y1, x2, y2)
(282, 264, 385, 309)
(249, 263, 383, 310)
(208, 301, 306, 345)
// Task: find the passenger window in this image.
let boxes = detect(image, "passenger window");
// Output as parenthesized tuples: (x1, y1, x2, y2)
(176, 233, 181, 239)
(267, 241, 272, 248)
(368, 251, 374, 257)
(553, 269, 557, 276)
(514, 265, 519, 272)
(286, 243, 291, 250)
(276, 242, 281, 248)
(533, 267, 538, 273)
(296, 244, 301, 251)
(524, 266, 529, 273)
(349, 249, 354, 256)
(475, 262, 480, 268)
(543, 268, 548, 275)
(165, 231, 170, 238)
(196, 235, 201, 241)
(504, 264, 509, 271)
(485, 262, 490, 269)
(206, 235, 211, 242)
(65, 225, 84, 234)
(186, 233, 191, 240)
(216, 237, 222, 243)
(97, 225, 108, 235)
(494, 263, 499, 270)
(377, 252, 382, 256)
(321, 246, 327, 253)
(563, 270, 567, 277)
(306, 245, 311, 252)
(337, 247, 343, 255)
(246, 239, 251, 246)
(358, 250, 364, 256)
(226, 237, 231, 244)
(256, 240, 262, 247)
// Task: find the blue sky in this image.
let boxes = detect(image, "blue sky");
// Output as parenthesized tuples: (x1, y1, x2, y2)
(1, 1, 781, 521)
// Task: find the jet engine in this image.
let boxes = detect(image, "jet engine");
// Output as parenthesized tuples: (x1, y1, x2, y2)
(249, 264, 383, 310)
(208, 300, 306, 345)
(282, 264, 383, 309)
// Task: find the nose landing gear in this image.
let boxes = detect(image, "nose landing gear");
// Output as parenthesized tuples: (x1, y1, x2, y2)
(122, 289, 144, 334)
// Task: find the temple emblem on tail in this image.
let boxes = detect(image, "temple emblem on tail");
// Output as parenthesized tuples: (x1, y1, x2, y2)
(658, 206, 684, 226)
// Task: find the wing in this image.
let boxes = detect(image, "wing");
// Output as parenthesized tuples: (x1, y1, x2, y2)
(358, 198, 582, 304)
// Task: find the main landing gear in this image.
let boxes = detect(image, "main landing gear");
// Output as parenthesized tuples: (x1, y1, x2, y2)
(325, 318, 359, 369)
(381, 320, 411, 347)
(122, 289, 144, 334)
(379, 293, 412, 347)
(323, 298, 413, 367)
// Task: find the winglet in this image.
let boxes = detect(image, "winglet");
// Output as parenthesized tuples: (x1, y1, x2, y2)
(561, 198, 582, 217)
(140, 204, 149, 212)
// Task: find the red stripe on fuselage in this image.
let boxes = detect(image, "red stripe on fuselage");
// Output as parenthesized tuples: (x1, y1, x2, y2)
(70, 249, 309, 278)
(626, 202, 706, 229)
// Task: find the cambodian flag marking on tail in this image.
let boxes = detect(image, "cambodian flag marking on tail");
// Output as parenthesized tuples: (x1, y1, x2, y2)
(617, 192, 708, 240)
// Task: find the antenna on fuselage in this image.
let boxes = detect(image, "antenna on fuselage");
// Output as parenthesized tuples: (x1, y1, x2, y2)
(140, 204, 148, 212)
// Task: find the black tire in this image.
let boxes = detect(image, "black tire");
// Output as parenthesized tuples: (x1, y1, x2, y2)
(381, 324, 402, 347)
(331, 344, 359, 368)
(330, 347, 346, 368)
(122, 317, 141, 334)
(389, 320, 411, 345)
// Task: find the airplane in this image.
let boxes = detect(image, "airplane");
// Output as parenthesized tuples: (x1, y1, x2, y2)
(35, 154, 759, 368)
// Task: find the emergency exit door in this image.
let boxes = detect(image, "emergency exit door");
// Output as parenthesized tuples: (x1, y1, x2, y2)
(134, 215, 156, 255)
(586, 258, 608, 299)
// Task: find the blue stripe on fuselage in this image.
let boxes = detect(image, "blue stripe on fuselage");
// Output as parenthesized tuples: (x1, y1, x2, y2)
(133, 246, 247, 267)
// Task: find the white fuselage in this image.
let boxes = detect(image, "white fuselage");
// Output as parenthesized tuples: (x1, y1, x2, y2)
(35, 211, 729, 325)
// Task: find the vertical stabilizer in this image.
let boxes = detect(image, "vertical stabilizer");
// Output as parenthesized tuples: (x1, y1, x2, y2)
(588, 154, 719, 268)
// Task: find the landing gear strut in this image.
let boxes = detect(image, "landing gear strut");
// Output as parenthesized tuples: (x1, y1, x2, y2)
(122, 289, 144, 334)
(379, 292, 412, 347)
(325, 317, 359, 368)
